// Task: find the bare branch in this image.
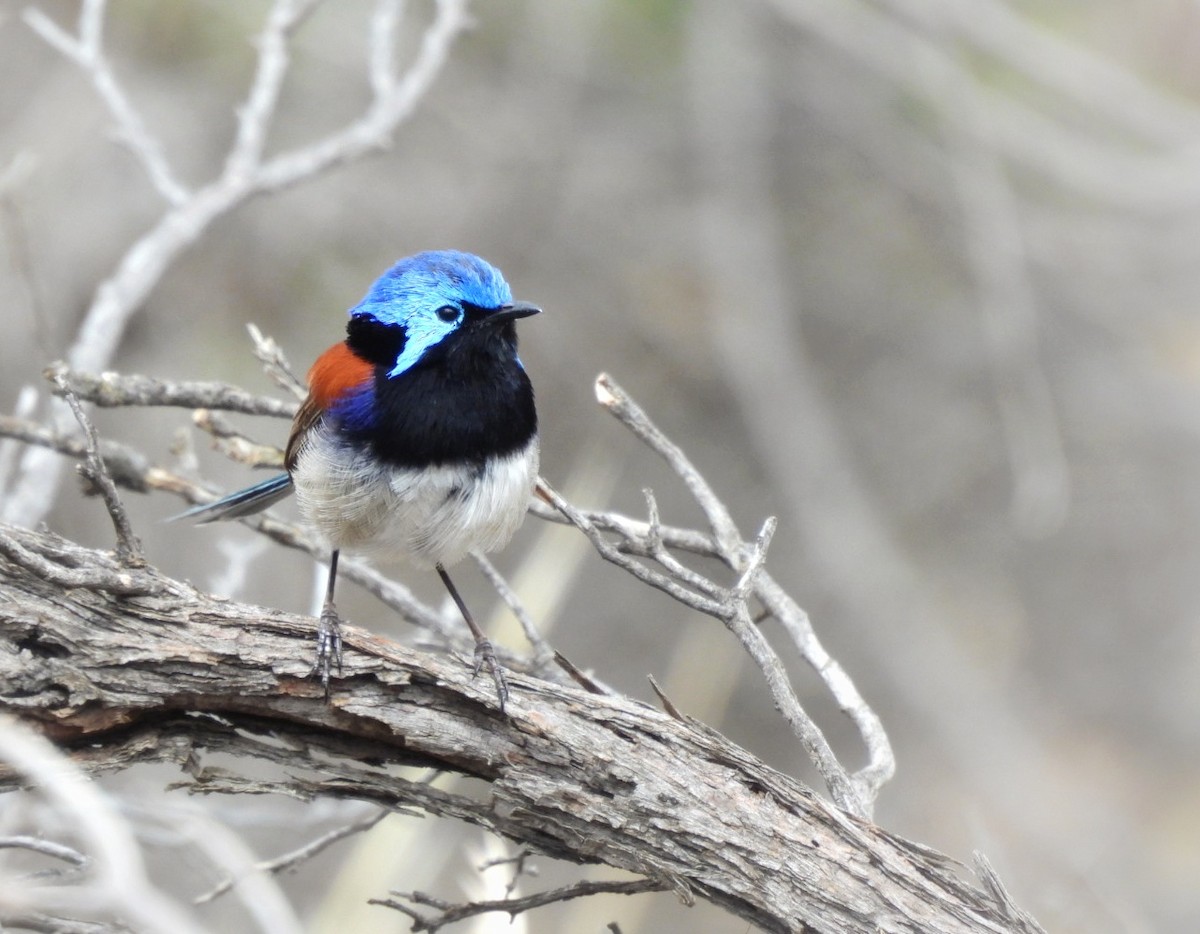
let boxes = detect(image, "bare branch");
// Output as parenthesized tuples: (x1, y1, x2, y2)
(191, 410, 286, 469)
(194, 808, 388, 905)
(0, 716, 204, 934)
(476, 846, 538, 898)
(0, 556, 1041, 933)
(247, 324, 308, 401)
(471, 551, 555, 668)
(595, 374, 742, 555)
(23, 0, 189, 206)
(47, 367, 297, 418)
(224, 0, 326, 183)
(729, 515, 776, 604)
(368, 0, 405, 97)
(50, 368, 143, 566)
(537, 480, 726, 618)
(3, 358, 893, 813)
(552, 650, 611, 696)
(371, 877, 670, 932)
(253, 0, 473, 193)
(0, 836, 89, 869)
(912, 30, 1069, 538)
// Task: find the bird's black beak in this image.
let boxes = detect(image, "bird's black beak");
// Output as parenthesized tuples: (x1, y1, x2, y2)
(490, 301, 542, 323)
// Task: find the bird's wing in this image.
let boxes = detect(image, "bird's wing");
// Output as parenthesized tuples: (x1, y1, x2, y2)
(285, 342, 373, 472)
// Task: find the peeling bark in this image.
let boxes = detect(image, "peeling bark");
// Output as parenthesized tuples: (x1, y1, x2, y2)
(0, 524, 1040, 934)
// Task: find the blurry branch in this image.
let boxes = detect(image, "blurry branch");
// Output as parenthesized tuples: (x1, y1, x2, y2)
(125, 800, 303, 934)
(0, 716, 203, 934)
(5, 0, 471, 527)
(688, 3, 897, 811)
(763, 0, 1200, 212)
(906, 0, 1200, 146)
(913, 28, 1069, 538)
(0, 525, 1044, 933)
(0, 153, 50, 360)
(24, 0, 188, 205)
(247, 323, 309, 401)
(0, 836, 89, 871)
(685, 2, 1078, 887)
(589, 374, 893, 805)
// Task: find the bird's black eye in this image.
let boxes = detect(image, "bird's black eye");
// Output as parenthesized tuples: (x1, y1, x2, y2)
(436, 305, 460, 323)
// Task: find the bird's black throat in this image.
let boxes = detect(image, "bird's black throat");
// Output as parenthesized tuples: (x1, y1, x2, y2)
(344, 318, 536, 468)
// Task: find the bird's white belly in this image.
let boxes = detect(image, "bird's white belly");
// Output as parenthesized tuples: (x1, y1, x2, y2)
(292, 433, 539, 568)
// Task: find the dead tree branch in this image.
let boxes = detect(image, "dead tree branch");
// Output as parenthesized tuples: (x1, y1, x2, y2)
(0, 521, 1041, 933)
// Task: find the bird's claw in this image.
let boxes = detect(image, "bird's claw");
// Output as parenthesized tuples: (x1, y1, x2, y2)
(310, 604, 344, 698)
(472, 637, 509, 711)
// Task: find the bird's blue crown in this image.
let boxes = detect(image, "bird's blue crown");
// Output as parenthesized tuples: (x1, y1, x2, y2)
(349, 250, 513, 378)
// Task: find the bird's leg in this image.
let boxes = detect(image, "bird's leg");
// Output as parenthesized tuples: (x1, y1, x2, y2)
(310, 549, 345, 696)
(436, 562, 509, 710)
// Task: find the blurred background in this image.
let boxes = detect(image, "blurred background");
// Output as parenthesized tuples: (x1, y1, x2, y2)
(2, 0, 1198, 931)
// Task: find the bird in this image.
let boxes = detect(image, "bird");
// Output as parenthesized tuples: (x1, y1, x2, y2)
(177, 250, 541, 708)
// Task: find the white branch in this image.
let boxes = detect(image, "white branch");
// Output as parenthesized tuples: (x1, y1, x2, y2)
(0, 715, 204, 933)
(23, 0, 189, 205)
(253, 0, 471, 193)
(6, 0, 472, 528)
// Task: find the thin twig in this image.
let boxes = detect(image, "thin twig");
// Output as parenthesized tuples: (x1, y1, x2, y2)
(730, 516, 776, 604)
(191, 410, 286, 469)
(371, 877, 668, 932)
(252, 0, 473, 194)
(595, 374, 743, 556)
(50, 368, 143, 565)
(552, 651, 610, 696)
(537, 480, 726, 618)
(471, 551, 554, 667)
(247, 324, 308, 400)
(194, 808, 388, 904)
(477, 846, 538, 899)
(224, 0, 326, 183)
(640, 488, 725, 598)
(529, 498, 717, 559)
(646, 675, 685, 722)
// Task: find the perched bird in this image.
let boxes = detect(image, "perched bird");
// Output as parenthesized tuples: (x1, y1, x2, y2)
(178, 250, 541, 707)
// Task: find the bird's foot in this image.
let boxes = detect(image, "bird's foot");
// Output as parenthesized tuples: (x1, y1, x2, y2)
(472, 637, 509, 712)
(310, 603, 344, 698)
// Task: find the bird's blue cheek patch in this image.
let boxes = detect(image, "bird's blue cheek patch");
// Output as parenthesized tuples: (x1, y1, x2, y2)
(388, 317, 458, 378)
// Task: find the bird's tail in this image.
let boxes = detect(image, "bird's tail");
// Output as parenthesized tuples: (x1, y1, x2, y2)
(172, 472, 294, 524)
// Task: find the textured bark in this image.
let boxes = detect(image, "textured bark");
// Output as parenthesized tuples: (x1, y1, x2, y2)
(0, 523, 1038, 934)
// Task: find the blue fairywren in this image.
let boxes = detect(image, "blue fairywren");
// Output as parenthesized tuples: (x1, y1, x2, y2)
(178, 250, 540, 707)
